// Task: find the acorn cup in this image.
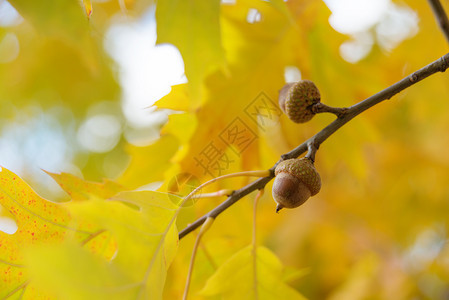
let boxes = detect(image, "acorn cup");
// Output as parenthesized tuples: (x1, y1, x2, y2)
(278, 80, 347, 123)
(272, 157, 321, 212)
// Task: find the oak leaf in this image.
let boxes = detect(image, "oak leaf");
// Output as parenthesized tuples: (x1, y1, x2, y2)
(0, 167, 180, 299)
(201, 245, 307, 299)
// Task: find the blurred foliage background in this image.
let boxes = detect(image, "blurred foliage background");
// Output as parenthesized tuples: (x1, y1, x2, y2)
(1, 0, 449, 298)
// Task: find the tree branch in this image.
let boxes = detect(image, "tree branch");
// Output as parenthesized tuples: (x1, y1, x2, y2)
(178, 52, 449, 240)
(427, 0, 449, 44)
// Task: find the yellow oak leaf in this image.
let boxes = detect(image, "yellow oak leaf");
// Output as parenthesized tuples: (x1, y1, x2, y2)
(161, 113, 198, 145)
(8, 0, 89, 38)
(0, 167, 102, 298)
(154, 84, 193, 112)
(201, 245, 307, 299)
(46, 171, 127, 202)
(119, 134, 180, 189)
(26, 191, 180, 300)
(26, 241, 135, 300)
(0, 167, 180, 299)
(4, 0, 119, 115)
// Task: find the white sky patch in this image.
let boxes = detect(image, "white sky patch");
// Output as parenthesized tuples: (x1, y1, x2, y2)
(0, 106, 80, 198)
(0, 208, 17, 234)
(339, 31, 374, 64)
(375, 4, 419, 52)
(0, 107, 74, 173)
(77, 114, 122, 153)
(284, 66, 302, 83)
(105, 7, 186, 130)
(247, 8, 262, 24)
(0, 1, 23, 27)
(324, 0, 419, 63)
(402, 226, 447, 273)
(324, 0, 389, 34)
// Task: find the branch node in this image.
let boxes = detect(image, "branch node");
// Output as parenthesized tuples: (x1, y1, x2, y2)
(305, 141, 318, 163)
(410, 73, 419, 83)
(337, 107, 349, 118)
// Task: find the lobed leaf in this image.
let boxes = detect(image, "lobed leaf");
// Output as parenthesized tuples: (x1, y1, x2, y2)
(0, 167, 181, 299)
(46, 171, 128, 202)
(26, 190, 180, 299)
(201, 245, 307, 299)
(0, 167, 95, 298)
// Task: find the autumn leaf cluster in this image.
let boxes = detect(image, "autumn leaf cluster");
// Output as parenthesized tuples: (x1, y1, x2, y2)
(1, 0, 449, 299)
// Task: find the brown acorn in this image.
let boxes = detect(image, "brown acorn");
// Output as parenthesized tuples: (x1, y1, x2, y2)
(278, 80, 321, 123)
(272, 157, 321, 212)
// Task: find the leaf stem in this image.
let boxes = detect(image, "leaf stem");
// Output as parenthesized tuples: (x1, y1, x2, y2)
(191, 189, 234, 199)
(181, 170, 270, 207)
(252, 189, 264, 300)
(183, 217, 214, 300)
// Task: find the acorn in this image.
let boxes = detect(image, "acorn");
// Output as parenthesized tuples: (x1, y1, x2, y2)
(272, 157, 321, 212)
(278, 80, 321, 123)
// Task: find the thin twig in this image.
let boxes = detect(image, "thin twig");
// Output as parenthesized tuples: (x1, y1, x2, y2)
(191, 189, 234, 199)
(181, 170, 269, 206)
(311, 102, 348, 117)
(178, 52, 449, 240)
(252, 189, 264, 300)
(183, 217, 214, 300)
(427, 0, 449, 44)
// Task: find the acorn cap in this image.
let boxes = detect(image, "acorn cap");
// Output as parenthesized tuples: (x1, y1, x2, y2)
(275, 157, 321, 196)
(284, 80, 321, 123)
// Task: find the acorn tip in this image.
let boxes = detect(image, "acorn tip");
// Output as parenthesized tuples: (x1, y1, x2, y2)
(275, 204, 283, 213)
